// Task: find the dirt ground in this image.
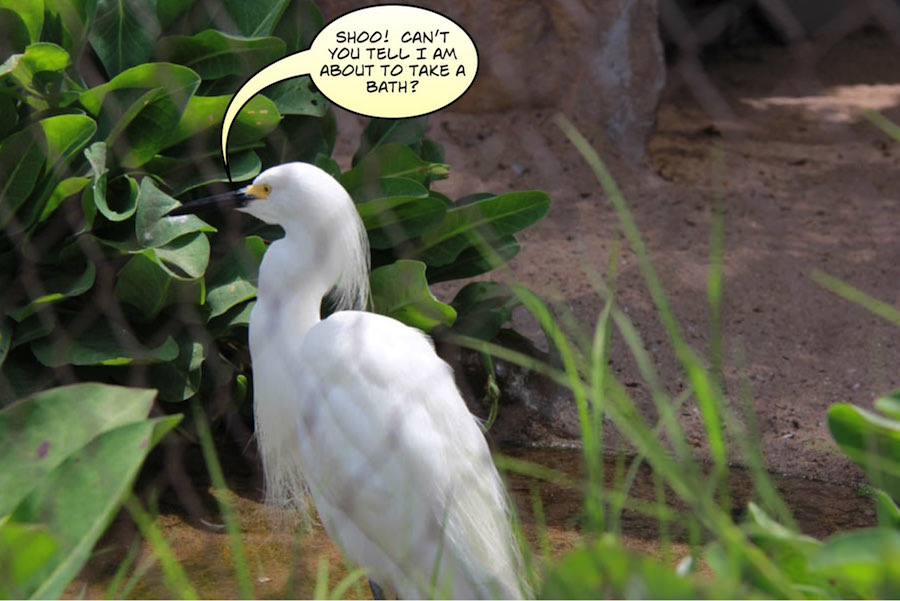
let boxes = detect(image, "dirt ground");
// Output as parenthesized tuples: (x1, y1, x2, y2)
(333, 27, 900, 488)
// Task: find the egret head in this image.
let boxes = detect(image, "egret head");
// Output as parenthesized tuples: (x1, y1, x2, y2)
(168, 162, 370, 311)
(236, 162, 350, 231)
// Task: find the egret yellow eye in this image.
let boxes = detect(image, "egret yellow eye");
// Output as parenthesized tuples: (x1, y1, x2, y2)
(245, 183, 272, 199)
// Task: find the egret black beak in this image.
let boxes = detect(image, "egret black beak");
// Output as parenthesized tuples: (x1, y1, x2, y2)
(167, 183, 267, 216)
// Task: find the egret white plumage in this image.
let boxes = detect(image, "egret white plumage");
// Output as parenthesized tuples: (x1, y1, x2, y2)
(170, 163, 529, 599)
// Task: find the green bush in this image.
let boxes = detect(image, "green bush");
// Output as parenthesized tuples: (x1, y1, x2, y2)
(0, 0, 550, 410)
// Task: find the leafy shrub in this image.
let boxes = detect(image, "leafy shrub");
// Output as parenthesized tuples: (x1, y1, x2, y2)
(0, 0, 550, 411)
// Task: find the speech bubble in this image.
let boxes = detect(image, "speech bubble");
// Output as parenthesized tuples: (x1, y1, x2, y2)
(221, 4, 479, 178)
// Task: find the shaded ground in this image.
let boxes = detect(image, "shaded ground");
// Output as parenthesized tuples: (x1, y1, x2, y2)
(67, 27, 898, 599)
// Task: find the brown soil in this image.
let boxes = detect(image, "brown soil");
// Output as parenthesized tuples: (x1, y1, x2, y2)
(67, 27, 898, 599)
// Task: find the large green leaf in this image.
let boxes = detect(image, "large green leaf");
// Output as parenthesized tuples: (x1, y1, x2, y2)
(155, 149, 262, 195)
(134, 176, 214, 248)
(809, 529, 900, 598)
(339, 143, 449, 195)
(88, 0, 161, 77)
(155, 30, 284, 81)
(0, 126, 46, 225)
(205, 235, 265, 319)
(78, 63, 200, 168)
(152, 232, 211, 279)
(265, 76, 327, 117)
(10, 414, 180, 598)
(0, 0, 43, 43)
(353, 177, 445, 249)
(352, 117, 428, 166)
(413, 191, 551, 266)
(828, 402, 900, 499)
(370, 260, 455, 333)
(165, 93, 281, 149)
(0, 114, 96, 229)
(0, 382, 156, 516)
(31, 321, 179, 367)
(222, 0, 290, 37)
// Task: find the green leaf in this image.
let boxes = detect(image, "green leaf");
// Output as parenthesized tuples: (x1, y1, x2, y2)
(78, 63, 200, 168)
(206, 236, 265, 318)
(541, 539, 703, 599)
(0, 8, 31, 55)
(413, 191, 551, 266)
(809, 528, 900, 598)
(161, 150, 261, 195)
(8, 261, 95, 321)
(114, 251, 205, 319)
(339, 143, 449, 194)
(0, 382, 157, 517)
(38, 176, 90, 222)
(0, 128, 46, 224)
(152, 232, 210, 279)
(157, 0, 193, 29)
(0, 0, 43, 43)
(828, 403, 900, 499)
(89, 0, 161, 76)
(222, 0, 290, 37)
(155, 30, 284, 81)
(876, 391, 900, 421)
(135, 177, 214, 248)
(353, 178, 445, 249)
(0, 523, 58, 599)
(348, 175, 427, 204)
(359, 195, 446, 249)
(42, 0, 96, 57)
(148, 336, 205, 402)
(0, 43, 70, 104)
(370, 260, 455, 332)
(352, 117, 428, 165)
(165, 93, 281, 149)
(742, 502, 822, 587)
(31, 322, 179, 367)
(266, 76, 327, 117)
(11, 414, 181, 599)
(426, 235, 520, 283)
(0, 114, 96, 229)
(450, 282, 521, 341)
(82, 142, 138, 222)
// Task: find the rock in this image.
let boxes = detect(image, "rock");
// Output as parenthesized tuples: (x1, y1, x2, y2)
(318, 1, 666, 163)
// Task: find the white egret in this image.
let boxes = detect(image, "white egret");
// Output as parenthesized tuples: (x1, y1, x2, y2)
(170, 163, 529, 599)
